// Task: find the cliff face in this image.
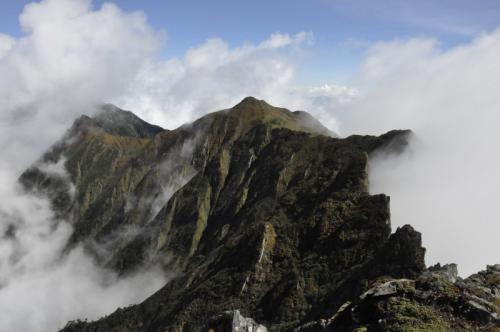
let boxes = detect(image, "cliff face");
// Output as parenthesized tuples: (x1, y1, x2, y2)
(19, 98, 499, 331)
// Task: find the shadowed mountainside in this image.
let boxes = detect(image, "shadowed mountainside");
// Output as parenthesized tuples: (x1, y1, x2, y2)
(19, 97, 499, 331)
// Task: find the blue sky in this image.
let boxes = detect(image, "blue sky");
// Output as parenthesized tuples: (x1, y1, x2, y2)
(1, 0, 500, 84)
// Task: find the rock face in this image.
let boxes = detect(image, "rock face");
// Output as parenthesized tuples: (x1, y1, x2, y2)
(18, 97, 498, 331)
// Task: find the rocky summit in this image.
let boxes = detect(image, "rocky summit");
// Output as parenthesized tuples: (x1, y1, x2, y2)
(20, 97, 499, 331)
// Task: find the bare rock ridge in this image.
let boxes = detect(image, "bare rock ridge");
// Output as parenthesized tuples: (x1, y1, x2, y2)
(18, 97, 499, 331)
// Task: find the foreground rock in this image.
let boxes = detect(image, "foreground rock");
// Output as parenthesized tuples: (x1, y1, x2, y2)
(17, 97, 498, 331)
(296, 264, 499, 331)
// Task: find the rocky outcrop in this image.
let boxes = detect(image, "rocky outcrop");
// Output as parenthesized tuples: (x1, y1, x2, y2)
(17, 97, 498, 331)
(295, 264, 499, 331)
(204, 310, 268, 332)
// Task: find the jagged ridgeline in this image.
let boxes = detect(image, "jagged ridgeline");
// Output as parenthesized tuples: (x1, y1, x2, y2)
(20, 97, 499, 331)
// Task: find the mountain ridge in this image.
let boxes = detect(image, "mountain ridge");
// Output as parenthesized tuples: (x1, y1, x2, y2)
(17, 98, 499, 331)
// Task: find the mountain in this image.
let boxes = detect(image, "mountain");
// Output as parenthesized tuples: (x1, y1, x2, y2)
(19, 98, 499, 331)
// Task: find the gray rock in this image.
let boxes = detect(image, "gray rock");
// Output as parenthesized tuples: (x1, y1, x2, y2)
(205, 310, 267, 332)
(487, 264, 500, 273)
(360, 279, 413, 299)
(428, 263, 458, 283)
(466, 300, 499, 324)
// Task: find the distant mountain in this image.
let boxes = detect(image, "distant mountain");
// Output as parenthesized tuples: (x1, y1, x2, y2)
(19, 98, 499, 331)
(89, 103, 165, 138)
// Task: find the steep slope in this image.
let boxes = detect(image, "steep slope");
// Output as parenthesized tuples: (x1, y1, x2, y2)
(18, 98, 499, 331)
(20, 97, 337, 273)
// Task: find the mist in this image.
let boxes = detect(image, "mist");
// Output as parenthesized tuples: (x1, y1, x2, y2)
(0, 168, 168, 331)
(0, 1, 166, 331)
(335, 33, 500, 276)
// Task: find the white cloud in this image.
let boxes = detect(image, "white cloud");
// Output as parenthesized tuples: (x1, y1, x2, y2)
(0, 33, 14, 59)
(118, 31, 351, 132)
(260, 33, 294, 49)
(259, 31, 314, 49)
(0, 0, 162, 173)
(118, 34, 303, 128)
(266, 84, 357, 133)
(0, 1, 166, 331)
(336, 29, 500, 276)
(0, 169, 167, 332)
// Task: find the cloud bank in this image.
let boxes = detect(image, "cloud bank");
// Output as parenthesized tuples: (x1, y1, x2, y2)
(0, 173, 166, 331)
(0, 0, 162, 173)
(117, 30, 357, 131)
(0, 1, 165, 331)
(337, 32, 500, 276)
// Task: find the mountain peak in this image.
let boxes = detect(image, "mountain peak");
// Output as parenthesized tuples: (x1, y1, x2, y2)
(235, 96, 264, 106)
(232, 96, 273, 112)
(95, 104, 164, 138)
(70, 104, 164, 139)
(199, 96, 335, 137)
